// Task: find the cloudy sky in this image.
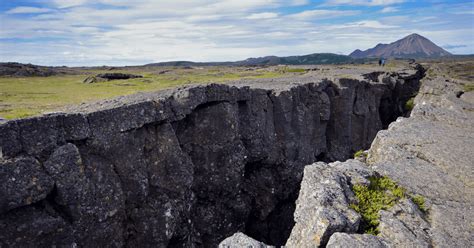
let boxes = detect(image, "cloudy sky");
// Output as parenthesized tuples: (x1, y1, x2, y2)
(0, 0, 473, 66)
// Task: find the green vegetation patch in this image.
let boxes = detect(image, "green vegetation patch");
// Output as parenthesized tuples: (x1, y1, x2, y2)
(404, 97, 415, 111)
(354, 149, 368, 159)
(0, 67, 287, 119)
(411, 194, 427, 213)
(350, 176, 427, 235)
(350, 176, 406, 235)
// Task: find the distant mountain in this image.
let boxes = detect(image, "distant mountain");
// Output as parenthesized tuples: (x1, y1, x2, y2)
(146, 53, 353, 67)
(350, 33, 452, 59)
(238, 53, 352, 65)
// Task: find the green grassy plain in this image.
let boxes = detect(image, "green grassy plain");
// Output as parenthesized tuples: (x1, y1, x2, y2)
(0, 67, 300, 119)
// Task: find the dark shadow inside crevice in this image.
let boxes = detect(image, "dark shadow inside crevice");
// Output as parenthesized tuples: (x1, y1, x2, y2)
(244, 186, 300, 247)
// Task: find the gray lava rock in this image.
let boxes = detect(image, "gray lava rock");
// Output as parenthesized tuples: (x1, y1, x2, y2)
(0, 62, 57, 77)
(0, 64, 425, 247)
(0, 156, 53, 213)
(326, 233, 388, 248)
(0, 206, 74, 247)
(219, 232, 274, 248)
(368, 71, 474, 247)
(287, 159, 435, 248)
(378, 199, 431, 247)
(83, 73, 142, 83)
(286, 160, 371, 247)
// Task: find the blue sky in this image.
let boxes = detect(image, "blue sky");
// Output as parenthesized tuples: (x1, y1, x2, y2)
(0, 0, 473, 66)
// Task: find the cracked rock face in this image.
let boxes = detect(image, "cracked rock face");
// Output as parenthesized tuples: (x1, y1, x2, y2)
(366, 67, 474, 248)
(287, 160, 433, 248)
(0, 65, 423, 247)
(285, 64, 473, 247)
(286, 160, 370, 247)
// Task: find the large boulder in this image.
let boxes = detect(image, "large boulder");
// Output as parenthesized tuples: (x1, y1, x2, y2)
(286, 160, 369, 247)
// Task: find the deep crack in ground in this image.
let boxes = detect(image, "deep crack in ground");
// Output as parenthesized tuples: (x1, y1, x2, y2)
(0, 65, 425, 247)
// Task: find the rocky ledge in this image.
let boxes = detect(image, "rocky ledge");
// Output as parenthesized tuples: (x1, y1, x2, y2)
(0, 65, 425, 247)
(228, 64, 472, 247)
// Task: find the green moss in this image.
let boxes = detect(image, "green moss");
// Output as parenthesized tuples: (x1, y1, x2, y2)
(411, 194, 427, 213)
(405, 97, 415, 111)
(350, 176, 406, 235)
(354, 150, 367, 158)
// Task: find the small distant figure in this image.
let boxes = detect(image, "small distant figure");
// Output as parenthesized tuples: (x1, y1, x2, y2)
(378, 58, 382, 66)
(379, 58, 386, 67)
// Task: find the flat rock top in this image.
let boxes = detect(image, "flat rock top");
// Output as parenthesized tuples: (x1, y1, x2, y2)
(367, 64, 474, 247)
(58, 64, 414, 115)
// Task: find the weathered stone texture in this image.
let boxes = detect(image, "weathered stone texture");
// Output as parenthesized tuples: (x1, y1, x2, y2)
(0, 66, 423, 247)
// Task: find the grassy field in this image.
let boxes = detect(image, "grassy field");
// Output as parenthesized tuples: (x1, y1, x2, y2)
(0, 66, 296, 119)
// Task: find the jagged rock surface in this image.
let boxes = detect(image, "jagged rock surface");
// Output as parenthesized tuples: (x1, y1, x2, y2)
(287, 160, 434, 248)
(286, 160, 370, 247)
(367, 66, 474, 247)
(378, 199, 431, 247)
(218, 232, 274, 248)
(0, 66, 423, 247)
(287, 64, 473, 247)
(326, 233, 388, 248)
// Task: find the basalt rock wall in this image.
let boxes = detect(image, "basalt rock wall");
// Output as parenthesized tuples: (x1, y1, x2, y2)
(0, 66, 424, 247)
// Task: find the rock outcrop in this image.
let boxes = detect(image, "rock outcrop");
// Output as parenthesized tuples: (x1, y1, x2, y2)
(286, 161, 368, 247)
(83, 73, 143, 83)
(0, 62, 56, 77)
(0, 62, 75, 77)
(287, 160, 431, 247)
(0, 65, 423, 247)
(367, 65, 474, 247)
(285, 64, 473, 247)
(218, 232, 273, 248)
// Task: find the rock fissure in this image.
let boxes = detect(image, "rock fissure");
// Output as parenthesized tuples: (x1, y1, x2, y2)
(0, 65, 426, 247)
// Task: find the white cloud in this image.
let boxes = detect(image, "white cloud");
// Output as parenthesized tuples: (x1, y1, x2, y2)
(380, 7, 399, 13)
(52, 0, 88, 8)
(0, 0, 472, 66)
(329, 20, 398, 29)
(325, 0, 405, 6)
(6, 7, 53, 14)
(247, 12, 279, 20)
(290, 9, 359, 20)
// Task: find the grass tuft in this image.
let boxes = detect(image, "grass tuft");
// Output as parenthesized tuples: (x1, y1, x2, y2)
(354, 150, 368, 159)
(410, 194, 427, 213)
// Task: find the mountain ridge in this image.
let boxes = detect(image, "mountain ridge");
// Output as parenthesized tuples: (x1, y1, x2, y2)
(350, 33, 452, 58)
(145, 53, 354, 67)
